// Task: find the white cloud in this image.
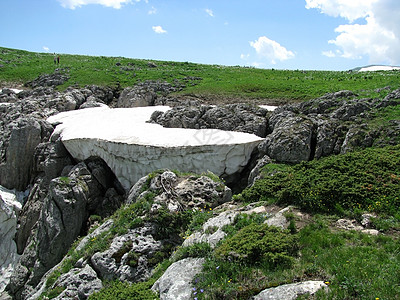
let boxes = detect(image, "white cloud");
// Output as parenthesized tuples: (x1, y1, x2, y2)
(43, 46, 50, 52)
(58, 0, 133, 9)
(205, 8, 214, 17)
(152, 25, 167, 34)
(306, 0, 400, 64)
(240, 53, 250, 60)
(250, 36, 295, 64)
(148, 6, 157, 14)
(322, 50, 336, 57)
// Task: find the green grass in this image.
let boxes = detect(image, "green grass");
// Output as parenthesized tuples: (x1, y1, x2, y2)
(2, 46, 400, 102)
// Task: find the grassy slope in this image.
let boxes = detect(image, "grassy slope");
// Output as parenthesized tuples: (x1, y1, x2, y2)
(2, 46, 400, 103)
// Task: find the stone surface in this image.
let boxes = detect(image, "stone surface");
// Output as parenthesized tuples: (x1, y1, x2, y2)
(183, 210, 238, 248)
(51, 265, 103, 300)
(253, 280, 326, 300)
(151, 103, 269, 137)
(0, 187, 22, 294)
(48, 106, 263, 190)
(91, 225, 162, 282)
(152, 258, 205, 300)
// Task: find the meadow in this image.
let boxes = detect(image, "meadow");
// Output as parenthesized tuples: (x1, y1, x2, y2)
(2, 46, 400, 104)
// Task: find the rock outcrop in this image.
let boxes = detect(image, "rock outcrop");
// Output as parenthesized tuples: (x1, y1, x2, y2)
(0, 187, 23, 294)
(151, 103, 269, 137)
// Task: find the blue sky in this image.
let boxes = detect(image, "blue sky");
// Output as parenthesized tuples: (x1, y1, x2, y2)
(1, 0, 399, 70)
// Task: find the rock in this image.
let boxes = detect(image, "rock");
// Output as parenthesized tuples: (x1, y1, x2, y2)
(91, 225, 162, 282)
(361, 213, 376, 228)
(48, 106, 262, 190)
(183, 210, 238, 248)
(336, 219, 364, 231)
(0, 117, 42, 190)
(49, 265, 103, 300)
(259, 114, 316, 163)
(253, 280, 327, 300)
(8, 159, 124, 299)
(117, 86, 156, 107)
(314, 119, 346, 159)
(152, 257, 205, 300)
(151, 103, 269, 137)
(265, 207, 292, 229)
(0, 187, 22, 294)
(26, 70, 69, 88)
(248, 155, 273, 186)
(340, 125, 375, 153)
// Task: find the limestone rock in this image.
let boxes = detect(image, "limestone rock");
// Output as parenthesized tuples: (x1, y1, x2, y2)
(91, 225, 162, 282)
(0, 117, 42, 190)
(0, 187, 22, 294)
(253, 280, 326, 300)
(152, 257, 205, 300)
(151, 103, 269, 137)
(183, 210, 238, 248)
(248, 155, 273, 186)
(48, 265, 103, 300)
(259, 114, 316, 164)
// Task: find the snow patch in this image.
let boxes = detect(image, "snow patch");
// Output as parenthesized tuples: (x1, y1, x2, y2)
(48, 106, 263, 190)
(359, 65, 400, 72)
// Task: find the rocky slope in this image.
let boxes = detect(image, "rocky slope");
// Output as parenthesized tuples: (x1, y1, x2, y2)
(0, 74, 399, 299)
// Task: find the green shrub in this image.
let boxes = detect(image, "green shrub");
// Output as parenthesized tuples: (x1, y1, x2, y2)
(238, 145, 400, 215)
(173, 242, 212, 261)
(215, 223, 298, 269)
(88, 280, 158, 300)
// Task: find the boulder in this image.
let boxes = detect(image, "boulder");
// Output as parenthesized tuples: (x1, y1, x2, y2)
(152, 258, 205, 300)
(259, 114, 316, 163)
(91, 225, 162, 282)
(253, 280, 326, 300)
(49, 265, 103, 300)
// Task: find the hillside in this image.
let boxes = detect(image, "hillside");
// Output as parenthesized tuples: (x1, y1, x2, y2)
(0, 47, 400, 300)
(2, 47, 400, 104)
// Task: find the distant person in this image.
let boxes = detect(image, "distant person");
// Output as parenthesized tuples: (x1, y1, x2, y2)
(57, 56, 60, 64)
(54, 55, 57, 65)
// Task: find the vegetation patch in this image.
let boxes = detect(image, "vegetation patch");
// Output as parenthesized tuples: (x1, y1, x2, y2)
(237, 145, 400, 217)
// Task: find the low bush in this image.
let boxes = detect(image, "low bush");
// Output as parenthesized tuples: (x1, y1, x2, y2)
(238, 145, 400, 215)
(88, 280, 158, 300)
(215, 223, 298, 269)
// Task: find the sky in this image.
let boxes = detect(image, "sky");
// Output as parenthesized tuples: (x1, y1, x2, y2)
(1, 0, 400, 71)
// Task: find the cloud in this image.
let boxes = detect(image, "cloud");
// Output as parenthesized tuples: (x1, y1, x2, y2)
(250, 36, 295, 64)
(240, 53, 250, 60)
(306, 0, 400, 64)
(148, 6, 157, 14)
(58, 0, 134, 9)
(152, 25, 167, 34)
(205, 8, 214, 17)
(43, 46, 50, 52)
(322, 50, 335, 57)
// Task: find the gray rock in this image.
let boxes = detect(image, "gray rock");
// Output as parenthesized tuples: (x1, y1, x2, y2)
(152, 258, 205, 300)
(265, 207, 292, 229)
(91, 225, 162, 282)
(0, 117, 42, 190)
(117, 86, 156, 108)
(253, 280, 326, 300)
(182, 210, 238, 248)
(248, 155, 273, 186)
(259, 115, 316, 163)
(151, 103, 269, 137)
(51, 265, 103, 300)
